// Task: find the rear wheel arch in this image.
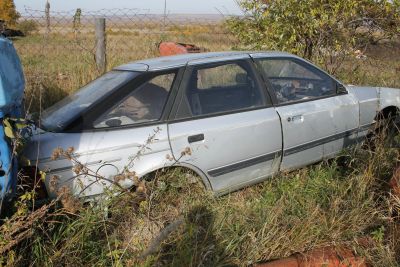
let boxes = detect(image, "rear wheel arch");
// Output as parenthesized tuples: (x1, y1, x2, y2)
(370, 105, 400, 142)
(140, 163, 212, 191)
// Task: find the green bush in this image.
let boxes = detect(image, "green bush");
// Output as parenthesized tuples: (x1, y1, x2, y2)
(227, 0, 400, 74)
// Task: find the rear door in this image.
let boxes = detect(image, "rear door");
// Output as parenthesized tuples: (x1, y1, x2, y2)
(168, 57, 282, 193)
(254, 56, 359, 170)
(34, 71, 179, 197)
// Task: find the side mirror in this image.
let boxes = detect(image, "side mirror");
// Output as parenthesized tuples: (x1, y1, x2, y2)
(336, 83, 348, 95)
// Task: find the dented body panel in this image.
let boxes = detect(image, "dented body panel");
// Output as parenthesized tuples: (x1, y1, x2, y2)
(24, 51, 400, 199)
(25, 125, 173, 197)
(347, 86, 380, 138)
(276, 93, 359, 170)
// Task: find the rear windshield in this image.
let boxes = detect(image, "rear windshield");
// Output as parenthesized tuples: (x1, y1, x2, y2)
(41, 71, 138, 132)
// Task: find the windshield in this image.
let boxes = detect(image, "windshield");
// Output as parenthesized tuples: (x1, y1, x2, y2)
(41, 71, 138, 132)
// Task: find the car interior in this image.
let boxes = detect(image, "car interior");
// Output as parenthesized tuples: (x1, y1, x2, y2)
(93, 79, 170, 128)
(258, 58, 336, 103)
(187, 63, 264, 116)
(269, 77, 335, 103)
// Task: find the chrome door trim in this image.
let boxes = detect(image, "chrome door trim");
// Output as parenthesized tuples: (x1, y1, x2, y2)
(207, 150, 281, 177)
(283, 122, 374, 156)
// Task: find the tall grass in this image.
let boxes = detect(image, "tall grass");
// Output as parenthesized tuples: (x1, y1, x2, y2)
(1, 132, 399, 266)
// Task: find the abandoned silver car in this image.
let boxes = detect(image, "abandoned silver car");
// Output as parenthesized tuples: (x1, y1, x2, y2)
(24, 51, 400, 198)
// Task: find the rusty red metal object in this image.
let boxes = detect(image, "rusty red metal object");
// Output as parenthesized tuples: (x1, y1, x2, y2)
(159, 42, 201, 56)
(257, 257, 298, 267)
(256, 246, 367, 267)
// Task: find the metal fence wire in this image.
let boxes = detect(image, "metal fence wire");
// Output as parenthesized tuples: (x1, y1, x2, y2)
(12, 7, 239, 111)
(16, 7, 238, 67)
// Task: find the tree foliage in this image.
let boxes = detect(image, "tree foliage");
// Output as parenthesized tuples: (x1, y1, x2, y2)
(0, 0, 20, 26)
(227, 0, 399, 72)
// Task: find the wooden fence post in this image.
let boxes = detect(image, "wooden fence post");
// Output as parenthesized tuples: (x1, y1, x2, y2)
(95, 18, 107, 74)
(45, 1, 51, 34)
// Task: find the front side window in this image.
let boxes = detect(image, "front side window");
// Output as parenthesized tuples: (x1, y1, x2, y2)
(93, 73, 175, 128)
(183, 60, 264, 117)
(257, 58, 336, 104)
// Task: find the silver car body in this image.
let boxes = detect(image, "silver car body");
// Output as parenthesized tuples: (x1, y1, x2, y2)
(24, 51, 400, 198)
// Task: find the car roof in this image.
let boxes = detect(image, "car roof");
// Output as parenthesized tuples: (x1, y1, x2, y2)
(114, 51, 294, 72)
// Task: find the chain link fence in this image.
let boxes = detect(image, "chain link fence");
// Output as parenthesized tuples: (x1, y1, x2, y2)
(12, 7, 239, 111)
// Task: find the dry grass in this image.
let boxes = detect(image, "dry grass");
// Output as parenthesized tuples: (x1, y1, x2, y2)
(336, 42, 400, 89)
(1, 134, 399, 266)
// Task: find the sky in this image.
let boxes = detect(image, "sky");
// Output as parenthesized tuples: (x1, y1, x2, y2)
(14, 0, 243, 15)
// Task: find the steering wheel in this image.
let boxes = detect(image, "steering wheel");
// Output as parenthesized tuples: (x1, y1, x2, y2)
(280, 83, 296, 100)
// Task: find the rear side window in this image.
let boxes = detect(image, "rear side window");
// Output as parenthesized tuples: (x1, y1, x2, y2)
(257, 58, 336, 104)
(197, 64, 249, 90)
(41, 71, 138, 132)
(93, 73, 175, 128)
(181, 60, 265, 117)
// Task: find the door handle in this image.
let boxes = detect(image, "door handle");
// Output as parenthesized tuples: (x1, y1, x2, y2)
(188, 134, 204, 143)
(287, 115, 304, 122)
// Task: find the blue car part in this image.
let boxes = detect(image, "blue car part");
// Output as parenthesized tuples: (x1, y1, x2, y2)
(0, 36, 25, 207)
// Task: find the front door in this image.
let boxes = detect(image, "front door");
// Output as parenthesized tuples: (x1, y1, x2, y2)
(254, 56, 359, 170)
(168, 58, 282, 193)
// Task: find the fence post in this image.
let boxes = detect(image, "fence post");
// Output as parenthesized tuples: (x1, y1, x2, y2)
(45, 1, 51, 34)
(95, 18, 107, 74)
